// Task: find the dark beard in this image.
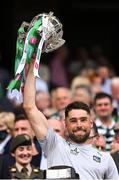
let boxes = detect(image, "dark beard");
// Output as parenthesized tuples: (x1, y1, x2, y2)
(68, 131, 90, 143)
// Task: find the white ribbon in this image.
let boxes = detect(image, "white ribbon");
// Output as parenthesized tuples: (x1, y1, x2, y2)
(34, 15, 48, 77)
(15, 15, 49, 79)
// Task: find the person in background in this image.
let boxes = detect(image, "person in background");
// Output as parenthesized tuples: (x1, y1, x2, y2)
(0, 111, 15, 155)
(94, 92, 115, 151)
(110, 77, 119, 122)
(71, 85, 93, 107)
(48, 118, 65, 138)
(13, 113, 42, 163)
(96, 64, 112, 94)
(111, 122, 119, 173)
(50, 87, 72, 119)
(9, 134, 44, 179)
(88, 71, 102, 97)
(51, 87, 72, 111)
(35, 90, 52, 118)
(0, 113, 42, 179)
(89, 122, 106, 151)
(6, 76, 49, 108)
(70, 76, 91, 92)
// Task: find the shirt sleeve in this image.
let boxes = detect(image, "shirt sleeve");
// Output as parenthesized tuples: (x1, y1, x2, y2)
(105, 154, 119, 179)
(37, 127, 59, 156)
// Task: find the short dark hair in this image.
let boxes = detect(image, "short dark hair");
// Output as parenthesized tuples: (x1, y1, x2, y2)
(94, 92, 113, 104)
(65, 101, 90, 118)
(14, 113, 28, 123)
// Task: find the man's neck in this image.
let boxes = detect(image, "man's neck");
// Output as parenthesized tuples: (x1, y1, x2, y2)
(99, 116, 113, 126)
(67, 137, 90, 145)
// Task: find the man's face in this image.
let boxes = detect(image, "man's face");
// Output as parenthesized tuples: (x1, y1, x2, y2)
(13, 120, 34, 138)
(48, 119, 65, 137)
(73, 88, 91, 105)
(95, 135, 106, 151)
(53, 89, 71, 111)
(13, 145, 32, 166)
(65, 109, 92, 143)
(94, 98, 113, 119)
(97, 66, 109, 79)
(36, 92, 50, 111)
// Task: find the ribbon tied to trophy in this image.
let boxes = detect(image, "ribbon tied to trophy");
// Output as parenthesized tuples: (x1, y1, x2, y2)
(7, 12, 65, 92)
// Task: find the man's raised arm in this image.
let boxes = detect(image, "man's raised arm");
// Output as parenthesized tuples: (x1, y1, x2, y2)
(23, 59, 48, 139)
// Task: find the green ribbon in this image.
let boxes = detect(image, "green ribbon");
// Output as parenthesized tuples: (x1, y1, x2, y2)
(7, 18, 42, 91)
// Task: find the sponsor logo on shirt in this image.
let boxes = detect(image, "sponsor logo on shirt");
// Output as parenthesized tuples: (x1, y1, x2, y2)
(70, 148, 79, 155)
(93, 155, 101, 163)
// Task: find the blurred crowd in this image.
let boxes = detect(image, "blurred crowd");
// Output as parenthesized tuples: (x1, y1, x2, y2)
(1, 44, 119, 178)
